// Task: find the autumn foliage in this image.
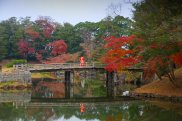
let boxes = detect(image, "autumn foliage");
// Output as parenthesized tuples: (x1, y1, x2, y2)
(48, 40, 67, 56)
(171, 49, 182, 65)
(17, 17, 68, 61)
(133, 38, 182, 83)
(17, 40, 29, 57)
(35, 17, 55, 38)
(25, 27, 40, 39)
(100, 35, 182, 84)
(42, 53, 80, 64)
(100, 36, 139, 72)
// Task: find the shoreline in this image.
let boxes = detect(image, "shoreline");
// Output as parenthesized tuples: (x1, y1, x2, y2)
(131, 67, 182, 103)
(130, 92, 182, 103)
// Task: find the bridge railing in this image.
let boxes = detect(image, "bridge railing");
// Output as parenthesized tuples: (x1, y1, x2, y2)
(27, 62, 105, 71)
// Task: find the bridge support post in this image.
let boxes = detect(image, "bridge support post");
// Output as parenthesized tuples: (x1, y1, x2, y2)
(65, 71, 71, 99)
(106, 71, 115, 98)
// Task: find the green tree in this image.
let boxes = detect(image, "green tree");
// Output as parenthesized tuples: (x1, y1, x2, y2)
(0, 17, 23, 59)
(74, 21, 97, 60)
(132, 0, 182, 84)
(0, 24, 7, 60)
(93, 16, 133, 61)
(53, 22, 83, 54)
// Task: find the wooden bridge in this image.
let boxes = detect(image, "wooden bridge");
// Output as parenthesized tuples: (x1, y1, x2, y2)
(12, 63, 144, 98)
(13, 62, 143, 72)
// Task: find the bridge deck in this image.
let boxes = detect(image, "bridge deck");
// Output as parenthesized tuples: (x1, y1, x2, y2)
(28, 63, 105, 72)
(13, 63, 144, 72)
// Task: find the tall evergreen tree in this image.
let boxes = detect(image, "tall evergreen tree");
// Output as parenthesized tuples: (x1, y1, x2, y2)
(0, 17, 23, 59)
(132, 0, 182, 83)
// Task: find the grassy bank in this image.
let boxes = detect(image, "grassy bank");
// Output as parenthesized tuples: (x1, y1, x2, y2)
(134, 67, 182, 97)
(31, 72, 56, 79)
(0, 81, 31, 91)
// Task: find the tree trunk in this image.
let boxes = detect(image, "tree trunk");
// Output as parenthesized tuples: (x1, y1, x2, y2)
(166, 72, 177, 87)
(156, 72, 162, 80)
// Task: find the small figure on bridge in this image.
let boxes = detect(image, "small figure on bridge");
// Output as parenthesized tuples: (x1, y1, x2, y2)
(80, 56, 85, 67)
(80, 103, 85, 113)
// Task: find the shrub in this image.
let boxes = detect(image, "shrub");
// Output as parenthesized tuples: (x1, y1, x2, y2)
(6, 59, 27, 68)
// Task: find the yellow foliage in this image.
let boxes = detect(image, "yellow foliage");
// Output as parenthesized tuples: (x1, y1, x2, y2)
(117, 70, 141, 82)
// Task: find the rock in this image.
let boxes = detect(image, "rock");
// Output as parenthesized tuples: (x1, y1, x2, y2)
(122, 91, 130, 96)
(16, 85, 26, 90)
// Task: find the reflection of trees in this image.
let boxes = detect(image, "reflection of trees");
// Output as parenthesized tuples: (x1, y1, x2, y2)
(0, 103, 27, 121)
(39, 101, 182, 121)
(32, 80, 65, 98)
(74, 79, 107, 98)
(54, 106, 79, 120)
(1, 101, 182, 121)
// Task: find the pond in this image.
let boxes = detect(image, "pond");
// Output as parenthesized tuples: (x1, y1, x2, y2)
(0, 73, 182, 121)
(31, 71, 138, 98)
(0, 96, 182, 121)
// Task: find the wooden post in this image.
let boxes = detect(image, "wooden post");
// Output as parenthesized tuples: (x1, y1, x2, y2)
(65, 71, 71, 99)
(0, 65, 2, 72)
(70, 71, 74, 98)
(140, 72, 144, 83)
(106, 71, 114, 98)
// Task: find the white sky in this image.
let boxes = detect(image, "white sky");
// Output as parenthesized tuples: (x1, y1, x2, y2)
(0, 0, 134, 25)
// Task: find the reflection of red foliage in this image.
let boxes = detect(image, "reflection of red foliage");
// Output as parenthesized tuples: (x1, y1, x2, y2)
(27, 107, 55, 121)
(105, 116, 115, 121)
(34, 81, 65, 98)
(80, 103, 85, 113)
(100, 36, 139, 72)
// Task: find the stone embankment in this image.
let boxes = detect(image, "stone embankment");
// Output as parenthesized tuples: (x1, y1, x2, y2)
(0, 65, 32, 90)
(130, 92, 182, 103)
(0, 91, 31, 102)
(0, 71, 31, 83)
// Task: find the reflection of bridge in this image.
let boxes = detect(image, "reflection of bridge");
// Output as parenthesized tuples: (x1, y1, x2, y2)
(18, 98, 133, 107)
(0, 92, 31, 102)
(27, 63, 105, 72)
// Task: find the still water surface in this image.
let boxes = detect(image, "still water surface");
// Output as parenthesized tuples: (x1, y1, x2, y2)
(0, 98, 182, 121)
(0, 78, 182, 121)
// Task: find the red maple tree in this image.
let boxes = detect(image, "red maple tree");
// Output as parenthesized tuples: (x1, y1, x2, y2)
(42, 53, 80, 64)
(100, 36, 139, 72)
(47, 40, 67, 56)
(17, 40, 30, 57)
(35, 17, 55, 38)
(25, 27, 40, 40)
(172, 51, 182, 65)
(133, 38, 182, 83)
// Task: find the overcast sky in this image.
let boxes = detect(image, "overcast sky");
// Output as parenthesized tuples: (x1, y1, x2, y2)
(0, 0, 134, 25)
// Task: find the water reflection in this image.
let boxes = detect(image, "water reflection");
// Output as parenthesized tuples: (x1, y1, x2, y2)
(0, 72, 182, 121)
(32, 80, 65, 98)
(31, 70, 140, 99)
(32, 78, 107, 98)
(0, 91, 31, 102)
(0, 101, 182, 121)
